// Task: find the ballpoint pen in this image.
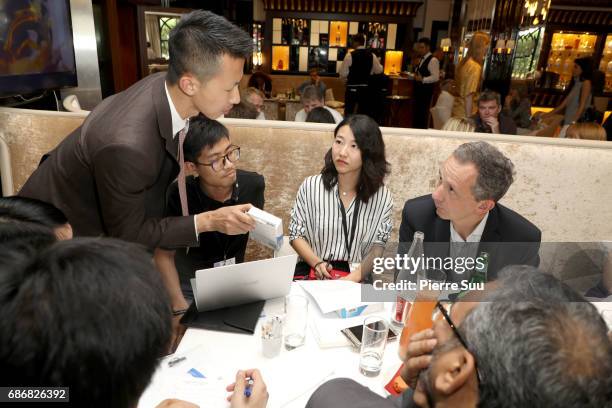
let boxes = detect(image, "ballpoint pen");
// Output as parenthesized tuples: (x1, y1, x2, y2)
(244, 377, 254, 397)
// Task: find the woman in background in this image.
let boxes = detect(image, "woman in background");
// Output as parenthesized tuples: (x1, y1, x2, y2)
(541, 57, 593, 127)
(452, 31, 490, 118)
(289, 115, 393, 282)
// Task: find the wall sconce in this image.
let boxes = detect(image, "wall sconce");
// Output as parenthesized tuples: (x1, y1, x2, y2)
(440, 38, 451, 52)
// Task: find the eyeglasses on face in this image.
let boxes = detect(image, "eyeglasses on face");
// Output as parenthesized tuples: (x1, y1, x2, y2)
(432, 301, 484, 386)
(194, 146, 240, 172)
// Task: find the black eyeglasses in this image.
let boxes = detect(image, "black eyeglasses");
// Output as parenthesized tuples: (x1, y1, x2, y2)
(194, 146, 240, 172)
(433, 301, 483, 385)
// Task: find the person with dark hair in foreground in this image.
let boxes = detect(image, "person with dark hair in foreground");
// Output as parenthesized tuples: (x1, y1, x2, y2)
(398, 141, 541, 282)
(305, 106, 336, 123)
(289, 115, 393, 283)
(307, 266, 612, 408)
(19, 10, 253, 251)
(154, 115, 264, 345)
(0, 196, 73, 240)
(0, 238, 268, 408)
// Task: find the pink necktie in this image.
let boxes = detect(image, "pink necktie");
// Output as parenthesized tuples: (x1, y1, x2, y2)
(177, 120, 190, 217)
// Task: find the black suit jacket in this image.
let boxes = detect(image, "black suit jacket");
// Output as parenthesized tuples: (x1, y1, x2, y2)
(19, 73, 197, 250)
(398, 195, 541, 280)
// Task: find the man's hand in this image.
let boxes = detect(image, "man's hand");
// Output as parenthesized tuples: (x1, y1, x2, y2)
(483, 116, 500, 133)
(399, 329, 437, 389)
(196, 204, 256, 235)
(314, 261, 333, 279)
(226, 369, 268, 408)
(414, 73, 422, 82)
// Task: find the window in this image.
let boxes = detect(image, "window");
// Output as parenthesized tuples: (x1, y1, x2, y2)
(159, 17, 179, 59)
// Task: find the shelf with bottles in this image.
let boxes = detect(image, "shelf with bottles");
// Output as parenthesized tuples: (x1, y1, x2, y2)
(599, 34, 612, 92)
(545, 32, 597, 89)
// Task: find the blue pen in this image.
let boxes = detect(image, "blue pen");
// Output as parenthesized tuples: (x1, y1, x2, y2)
(244, 377, 254, 397)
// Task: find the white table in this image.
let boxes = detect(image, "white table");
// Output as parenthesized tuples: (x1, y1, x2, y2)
(138, 284, 401, 407)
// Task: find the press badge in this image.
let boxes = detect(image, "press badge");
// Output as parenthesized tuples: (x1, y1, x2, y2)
(214, 257, 236, 267)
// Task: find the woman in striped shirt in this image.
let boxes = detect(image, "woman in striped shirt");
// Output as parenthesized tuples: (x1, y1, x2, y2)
(289, 114, 394, 282)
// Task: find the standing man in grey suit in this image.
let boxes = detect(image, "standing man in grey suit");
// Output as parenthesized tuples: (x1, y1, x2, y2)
(19, 11, 256, 250)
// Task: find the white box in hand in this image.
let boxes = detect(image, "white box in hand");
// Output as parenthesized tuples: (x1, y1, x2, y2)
(247, 207, 283, 250)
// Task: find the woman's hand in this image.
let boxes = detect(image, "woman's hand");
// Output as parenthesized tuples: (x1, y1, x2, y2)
(314, 261, 333, 279)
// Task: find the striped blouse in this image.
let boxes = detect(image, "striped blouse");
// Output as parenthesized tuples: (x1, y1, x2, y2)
(289, 174, 394, 263)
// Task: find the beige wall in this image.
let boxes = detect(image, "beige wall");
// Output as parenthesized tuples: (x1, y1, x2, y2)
(1, 108, 611, 244)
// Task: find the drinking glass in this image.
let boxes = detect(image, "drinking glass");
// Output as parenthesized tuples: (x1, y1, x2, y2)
(283, 295, 309, 350)
(359, 317, 389, 377)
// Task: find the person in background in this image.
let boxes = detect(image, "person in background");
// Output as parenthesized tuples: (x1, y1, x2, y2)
(0, 238, 268, 408)
(441, 117, 475, 132)
(472, 90, 517, 135)
(243, 87, 266, 120)
(566, 121, 606, 141)
(503, 83, 532, 130)
(540, 57, 593, 128)
(289, 115, 393, 283)
(298, 67, 327, 97)
(413, 38, 440, 129)
(247, 71, 272, 98)
(294, 85, 343, 124)
(339, 34, 383, 115)
(431, 79, 457, 128)
(0, 196, 73, 240)
(305, 106, 336, 124)
(225, 101, 259, 119)
(452, 31, 490, 118)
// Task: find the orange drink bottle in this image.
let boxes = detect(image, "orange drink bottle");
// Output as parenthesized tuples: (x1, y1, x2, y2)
(398, 291, 438, 360)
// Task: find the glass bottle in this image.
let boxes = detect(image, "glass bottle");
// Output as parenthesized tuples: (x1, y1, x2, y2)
(392, 231, 424, 327)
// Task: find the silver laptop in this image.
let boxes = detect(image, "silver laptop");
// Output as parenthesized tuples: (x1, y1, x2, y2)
(191, 254, 298, 312)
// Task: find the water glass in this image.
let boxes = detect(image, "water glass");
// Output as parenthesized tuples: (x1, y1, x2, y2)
(283, 295, 309, 350)
(359, 317, 389, 377)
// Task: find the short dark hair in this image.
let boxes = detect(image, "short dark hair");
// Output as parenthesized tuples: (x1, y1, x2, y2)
(478, 89, 501, 107)
(417, 37, 431, 48)
(352, 34, 366, 46)
(306, 107, 335, 124)
(452, 141, 515, 201)
(0, 221, 56, 267)
(167, 10, 252, 84)
(321, 115, 390, 203)
(0, 196, 68, 227)
(183, 115, 230, 162)
(0, 238, 172, 408)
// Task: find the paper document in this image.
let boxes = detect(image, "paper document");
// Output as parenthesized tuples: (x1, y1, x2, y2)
(248, 207, 283, 250)
(299, 280, 379, 314)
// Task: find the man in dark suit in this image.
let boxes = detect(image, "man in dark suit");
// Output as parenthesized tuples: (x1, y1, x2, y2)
(398, 141, 541, 281)
(19, 11, 256, 250)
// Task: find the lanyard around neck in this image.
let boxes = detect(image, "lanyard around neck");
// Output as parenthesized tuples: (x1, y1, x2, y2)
(338, 191, 360, 259)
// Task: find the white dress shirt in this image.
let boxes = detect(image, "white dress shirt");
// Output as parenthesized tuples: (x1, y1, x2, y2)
(417, 52, 440, 84)
(449, 212, 489, 265)
(339, 46, 384, 79)
(164, 82, 198, 239)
